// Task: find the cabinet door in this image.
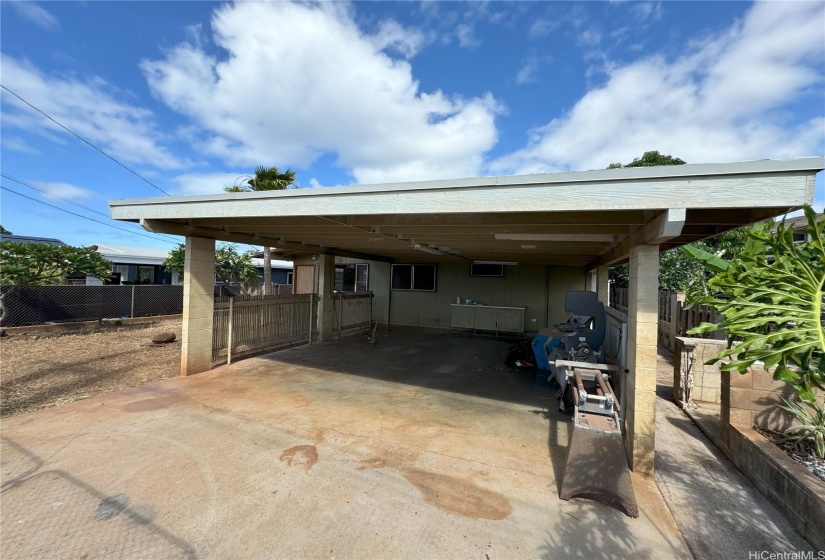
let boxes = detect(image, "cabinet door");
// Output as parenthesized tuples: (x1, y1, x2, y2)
(475, 307, 498, 331)
(497, 308, 524, 333)
(451, 306, 474, 329)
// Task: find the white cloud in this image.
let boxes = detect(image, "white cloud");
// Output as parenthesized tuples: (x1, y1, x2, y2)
(492, 1, 825, 174)
(632, 2, 663, 22)
(32, 181, 94, 201)
(578, 29, 602, 47)
(9, 2, 58, 31)
(169, 172, 246, 196)
(308, 178, 322, 188)
(516, 57, 540, 85)
(1, 55, 189, 170)
(1, 136, 40, 155)
(369, 19, 431, 59)
(455, 23, 480, 49)
(142, 2, 501, 184)
(529, 19, 558, 40)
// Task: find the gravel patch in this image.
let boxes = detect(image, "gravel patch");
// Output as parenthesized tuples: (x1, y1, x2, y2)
(0, 319, 182, 417)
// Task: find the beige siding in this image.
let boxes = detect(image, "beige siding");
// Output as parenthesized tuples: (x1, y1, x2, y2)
(335, 256, 391, 323)
(385, 262, 585, 331)
(546, 266, 588, 325)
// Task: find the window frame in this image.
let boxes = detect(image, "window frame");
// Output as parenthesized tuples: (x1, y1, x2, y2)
(334, 263, 370, 292)
(391, 263, 437, 292)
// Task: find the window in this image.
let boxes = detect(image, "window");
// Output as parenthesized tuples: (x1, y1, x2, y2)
(286, 272, 294, 284)
(335, 263, 369, 292)
(138, 266, 155, 284)
(470, 263, 504, 277)
(391, 264, 436, 291)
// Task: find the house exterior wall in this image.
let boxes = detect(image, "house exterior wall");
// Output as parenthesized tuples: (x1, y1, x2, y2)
(546, 267, 588, 325)
(335, 256, 391, 323)
(386, 262, 584, 331)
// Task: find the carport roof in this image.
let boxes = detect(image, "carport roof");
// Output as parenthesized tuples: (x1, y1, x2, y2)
(110, 157, 824, 267)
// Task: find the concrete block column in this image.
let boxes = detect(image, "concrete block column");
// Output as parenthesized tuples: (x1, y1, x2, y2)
(625, 244, 659, 476)
(316, 254, 335, 341)
(181, 236, 215, 376)
(596, 264, 610, 305)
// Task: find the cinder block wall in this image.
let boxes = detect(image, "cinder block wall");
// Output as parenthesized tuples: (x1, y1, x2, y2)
(674, 338, 726, 404)
(721, 368, 824, 434)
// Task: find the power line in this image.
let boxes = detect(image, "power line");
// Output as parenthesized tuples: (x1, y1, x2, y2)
(0, 185, 178, 245)
(0, 173, 180, 243)
(0, 84, 171, 196)
(0, 85, 262, 252)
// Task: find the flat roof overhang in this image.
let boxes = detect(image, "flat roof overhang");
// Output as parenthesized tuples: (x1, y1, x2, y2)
(110, 158, 825, 267)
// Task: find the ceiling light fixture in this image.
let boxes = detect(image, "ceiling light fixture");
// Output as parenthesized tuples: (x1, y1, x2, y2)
(414, 244, 444, 255)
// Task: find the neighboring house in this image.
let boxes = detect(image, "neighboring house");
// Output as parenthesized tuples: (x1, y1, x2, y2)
(249, 257, 293, 286)
(91, 244, 178, 285)
(778, 213, 822, 244)
(0, 234, 66, 246)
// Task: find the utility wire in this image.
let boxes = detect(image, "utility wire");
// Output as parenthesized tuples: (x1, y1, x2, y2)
(1, 84, 171, 196)
(0, 86, 262, 252)
(0, 185, 178, 245)
(0, 173, 180, 243)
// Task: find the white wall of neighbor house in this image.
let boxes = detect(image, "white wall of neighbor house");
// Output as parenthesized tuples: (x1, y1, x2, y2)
(384, 261, 585, 331)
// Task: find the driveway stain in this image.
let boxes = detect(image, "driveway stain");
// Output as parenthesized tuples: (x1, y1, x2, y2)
(121, 396, 181, 413)
(359, 457, 512, 520)
(279, 445, 318, 471)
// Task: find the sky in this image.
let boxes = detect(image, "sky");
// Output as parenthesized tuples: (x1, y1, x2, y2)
(1, 0, 823, 251)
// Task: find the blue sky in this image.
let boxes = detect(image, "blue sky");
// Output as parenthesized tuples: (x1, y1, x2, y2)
(1, 1, 823, 251)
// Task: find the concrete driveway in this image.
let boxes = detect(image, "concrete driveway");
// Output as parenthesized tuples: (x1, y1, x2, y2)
(1, 328, 690, 559)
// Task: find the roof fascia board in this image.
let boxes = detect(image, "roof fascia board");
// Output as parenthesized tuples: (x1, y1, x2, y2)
(110, 157, 824, 208)
(113, 171, 813, 221)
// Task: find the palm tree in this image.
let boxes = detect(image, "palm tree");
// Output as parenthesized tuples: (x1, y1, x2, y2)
(225, 166, 297, 294)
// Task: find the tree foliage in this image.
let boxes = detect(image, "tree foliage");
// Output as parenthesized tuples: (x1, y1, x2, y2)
(164, 243, 259, 284)
(0, 242, 112, 286)
(224, 165, 297, 193)
(607, 150, 686, 169)
(0, 225, 12, 234)
(223, 165, 297, 294)
(686, 207, 824, 403)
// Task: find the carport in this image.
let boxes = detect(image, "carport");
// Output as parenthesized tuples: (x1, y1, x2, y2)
(110, 157, 825, 476)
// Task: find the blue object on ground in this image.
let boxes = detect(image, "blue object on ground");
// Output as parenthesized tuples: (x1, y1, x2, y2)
(532, 334, 562, 371)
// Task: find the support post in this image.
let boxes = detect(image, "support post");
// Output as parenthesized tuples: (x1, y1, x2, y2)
(308, 293, 314, 345)
(227, 297, 234, 365)
(315, 254, 335, 341)
(181, 236, 215, 376)
(130, 284, 136, 318)
(625, 244, 659, 476)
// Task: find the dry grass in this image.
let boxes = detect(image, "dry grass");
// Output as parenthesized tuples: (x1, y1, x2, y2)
(0, 319, 182, 417)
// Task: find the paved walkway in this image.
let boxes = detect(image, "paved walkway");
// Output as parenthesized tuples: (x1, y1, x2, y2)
(654, 351, 812, 559)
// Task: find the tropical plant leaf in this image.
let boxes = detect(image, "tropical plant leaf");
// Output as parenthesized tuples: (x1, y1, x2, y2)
(685, 205, 825, 403)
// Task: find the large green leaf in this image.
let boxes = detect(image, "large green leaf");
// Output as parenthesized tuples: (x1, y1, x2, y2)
(685, 206, 825, 403)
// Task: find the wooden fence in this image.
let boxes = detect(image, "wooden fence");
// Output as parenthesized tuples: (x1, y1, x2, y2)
(609, 286, 725, 352)
(212, 293, 316, 366)
(332, 292, 374, 338)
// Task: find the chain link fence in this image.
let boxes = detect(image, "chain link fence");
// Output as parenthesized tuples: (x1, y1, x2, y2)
(0, 285, 183, 327)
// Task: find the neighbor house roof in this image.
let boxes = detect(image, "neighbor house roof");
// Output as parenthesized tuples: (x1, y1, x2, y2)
(110, 157, 825, 267)
(0, 234, 66, 246)
(95, 243, 171, 266)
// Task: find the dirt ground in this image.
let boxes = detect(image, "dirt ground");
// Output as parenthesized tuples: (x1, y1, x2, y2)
(0, 319, 181, 417)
